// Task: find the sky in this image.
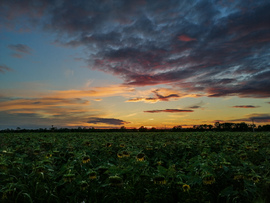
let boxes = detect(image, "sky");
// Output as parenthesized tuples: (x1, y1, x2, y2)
(0, 0, 270, 129)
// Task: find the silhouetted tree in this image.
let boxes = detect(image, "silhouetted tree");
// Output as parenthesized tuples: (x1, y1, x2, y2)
(139, 126, 147, 132)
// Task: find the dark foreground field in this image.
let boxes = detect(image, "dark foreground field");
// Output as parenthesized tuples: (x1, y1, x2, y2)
(0, 132, 270, 202)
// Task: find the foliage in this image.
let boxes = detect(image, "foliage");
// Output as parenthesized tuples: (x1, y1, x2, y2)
(0, 132, 270, 202)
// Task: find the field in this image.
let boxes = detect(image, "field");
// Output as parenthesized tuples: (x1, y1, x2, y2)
(0, 132, 270, 203)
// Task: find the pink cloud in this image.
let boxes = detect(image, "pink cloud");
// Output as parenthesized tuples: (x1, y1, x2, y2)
(177, 35, 196, 42)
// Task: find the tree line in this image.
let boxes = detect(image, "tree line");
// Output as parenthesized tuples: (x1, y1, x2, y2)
(1, 122, 270, 133)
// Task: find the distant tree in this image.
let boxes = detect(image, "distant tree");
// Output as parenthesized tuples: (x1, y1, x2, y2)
(150, 127, 157, 132)
(120, 126, 127, 131)
(214, 122, 221, 130)
(139, 126, 147, 132)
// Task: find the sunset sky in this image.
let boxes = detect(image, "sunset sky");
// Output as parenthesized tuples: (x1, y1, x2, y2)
(1, 0, 270, 129)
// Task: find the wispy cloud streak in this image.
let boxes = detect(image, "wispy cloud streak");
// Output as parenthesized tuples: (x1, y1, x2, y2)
(144, 109, 194, 113)
(0, 65, 12, 73)
(232, 105, 259, 108)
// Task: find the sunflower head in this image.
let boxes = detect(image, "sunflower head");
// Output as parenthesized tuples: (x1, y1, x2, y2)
(226, 146, 232, 151)
(136, 153, 145, 161)
(109, 176, 123, 186)
(33, 149, 40, 155)
(84, 141, 91, 146)
(203, 174, 215, 185)
(89, 171, 97, 180)
(239, 153, 247, 160)
(82, 156, 90, 164)
(146, 146, 153, 151)
(53, 151, 60, 156)
(63, 174, 75, 182)
(248, 174, 260, 183)
(182, 184, 190, 192)
(122, 151, 130, 157)
(98, 166, 108, 174)
(80, 181, 89, 190)
(253, 148, 259, 152)
(157, 161, 163, 166)
(154, 176, 166, 185)
(117, 153, 123, 158)
(233, 173, 245, 181)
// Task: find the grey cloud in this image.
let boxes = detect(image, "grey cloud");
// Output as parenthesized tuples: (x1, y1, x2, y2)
(87, 117, 130, 125)
(230, 114, 270, 123)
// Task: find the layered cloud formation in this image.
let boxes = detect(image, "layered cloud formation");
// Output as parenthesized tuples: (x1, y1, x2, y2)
(1, 0, 270, 98)
(1, 0, 270, 129)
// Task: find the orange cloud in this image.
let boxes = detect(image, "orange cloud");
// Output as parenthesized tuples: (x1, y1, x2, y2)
(52, 85, 135, 98)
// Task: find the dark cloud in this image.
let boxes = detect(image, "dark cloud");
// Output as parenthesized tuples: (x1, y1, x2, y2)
(127, 89, 180, 103)
(230, 114, 270, 123)
(186, 101, 205, 109)
(0, 65, 13, 73)
(2, 0, 270, 98)
(232, 105, 259, 108)
(87, 117, 130, 125)
(144, 109, 193, 113)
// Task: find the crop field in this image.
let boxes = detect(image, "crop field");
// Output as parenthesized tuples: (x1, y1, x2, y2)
(0, 132, 270, 203)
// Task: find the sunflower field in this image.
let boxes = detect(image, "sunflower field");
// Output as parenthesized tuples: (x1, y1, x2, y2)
(0, 132, 270, 203)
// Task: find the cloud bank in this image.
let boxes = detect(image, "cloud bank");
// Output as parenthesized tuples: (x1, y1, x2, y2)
(1, 0, 270, 99)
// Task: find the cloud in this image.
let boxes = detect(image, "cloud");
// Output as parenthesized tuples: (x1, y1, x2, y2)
(1, 0, 270, 98)
(0, 97, 93, 121)
(0, 96, 98, 129)
(144, 109, 194, 113)
(87, 117, 130, 125)
(8, 44, 31, 54)
(126, 88, 181, 103)
(186, 101, 205, 109)
(249, 114, 270, 123)
(0, 65, 13, 73)
(52, 85, 135, 99)
(178, 35, 196, 42)
(232, 105, 259, 108)
(230, 113, 270, 123)
(8, 44, 32, 58)
(93, 98, 102, 101)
